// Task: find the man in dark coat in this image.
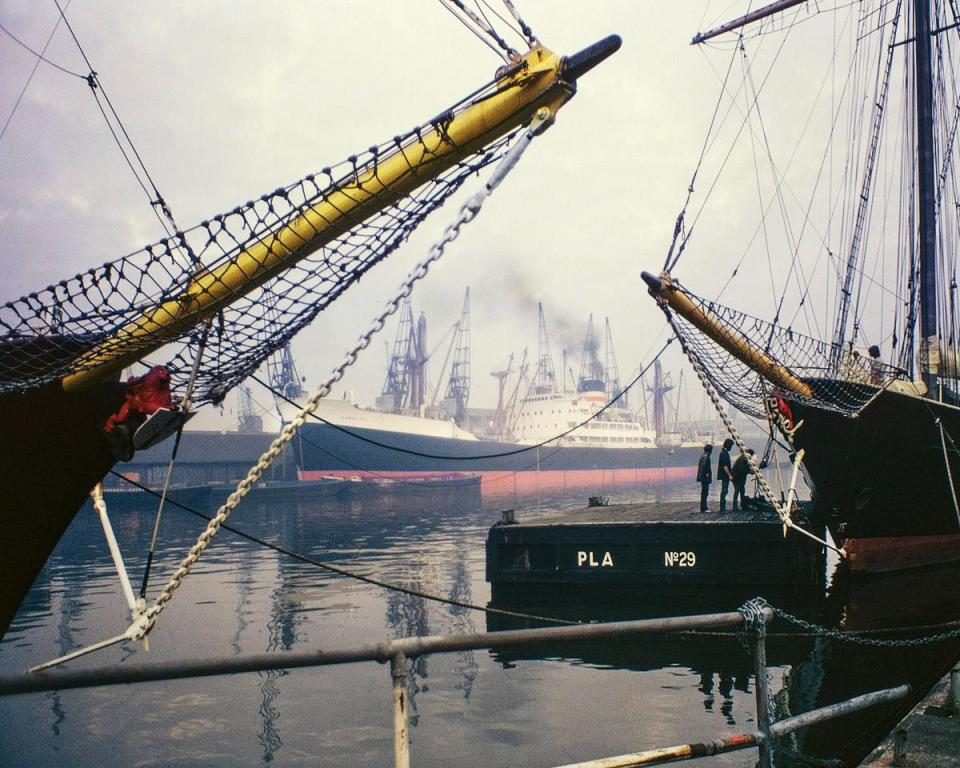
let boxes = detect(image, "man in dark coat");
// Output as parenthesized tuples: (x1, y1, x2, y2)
(696, 443, 713, 512)
(731, 448, 755, 511)
(717, 438, 733, 512)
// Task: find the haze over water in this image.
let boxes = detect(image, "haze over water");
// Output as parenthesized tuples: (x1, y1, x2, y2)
(1, 481, 958, 767)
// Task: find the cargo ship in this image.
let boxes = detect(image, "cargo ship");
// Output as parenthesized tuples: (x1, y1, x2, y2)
(293, 302, 703, 497)
(296, 398, 701, 498)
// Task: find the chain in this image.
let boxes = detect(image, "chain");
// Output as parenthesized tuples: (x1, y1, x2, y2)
(134, 111, 553, 640)
(739, 597, 769, 634)
(771, 605, 960, 648)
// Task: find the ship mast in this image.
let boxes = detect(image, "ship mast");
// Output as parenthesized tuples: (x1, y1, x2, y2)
(914, 0, 938, 397)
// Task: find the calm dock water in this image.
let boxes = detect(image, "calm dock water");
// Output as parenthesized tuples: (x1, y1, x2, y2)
(1, 480, 958, 767)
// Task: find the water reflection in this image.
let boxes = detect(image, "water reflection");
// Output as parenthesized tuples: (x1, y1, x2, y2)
(485, 564, 960, 767)
(0, 483, 958, 767)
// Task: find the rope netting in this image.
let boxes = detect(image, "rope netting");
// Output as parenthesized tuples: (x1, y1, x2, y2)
(662, 281, 910, 419)
(0, 92, 519, 404)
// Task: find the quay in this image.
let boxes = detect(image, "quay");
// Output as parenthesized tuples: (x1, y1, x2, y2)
(859, 665, 960, 767)
(486, 500, 825, 599)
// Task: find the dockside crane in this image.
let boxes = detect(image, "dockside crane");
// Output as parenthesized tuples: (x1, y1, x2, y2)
(490, 352, 514, 438)
(443, 288, 471, 423)
(577, 314, 604, 392)
(533, 302, 558, 394)
(603, 317, 625, 409)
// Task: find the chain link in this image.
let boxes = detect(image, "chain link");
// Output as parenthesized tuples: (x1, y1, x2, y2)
(135, 122, 548, 639)
(771, 605, 960, 648)
(739, 597, 769, 634)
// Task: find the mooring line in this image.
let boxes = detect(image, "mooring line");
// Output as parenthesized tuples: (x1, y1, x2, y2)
(107, 470, 578, 628)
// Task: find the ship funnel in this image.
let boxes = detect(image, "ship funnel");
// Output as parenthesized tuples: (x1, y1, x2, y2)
(561, 35, 622, 81)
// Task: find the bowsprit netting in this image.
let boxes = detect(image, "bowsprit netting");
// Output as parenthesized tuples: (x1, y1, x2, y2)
(0, 118, 519, 405)
(662, 283, 909, 419)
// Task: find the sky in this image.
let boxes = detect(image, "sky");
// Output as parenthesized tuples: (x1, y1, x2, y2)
(0, 1, 890, 431)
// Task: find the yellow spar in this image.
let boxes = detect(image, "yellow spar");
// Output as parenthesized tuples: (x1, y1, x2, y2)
(641, 271, 815, 399)
(63, 37, 621, 391)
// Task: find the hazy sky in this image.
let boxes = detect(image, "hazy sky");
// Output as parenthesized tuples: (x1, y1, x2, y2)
(0, 1, 874, 430)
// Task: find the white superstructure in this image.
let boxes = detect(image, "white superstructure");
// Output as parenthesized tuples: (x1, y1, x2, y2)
(512, 387, 657, 448)
(277, 396, 478, 441)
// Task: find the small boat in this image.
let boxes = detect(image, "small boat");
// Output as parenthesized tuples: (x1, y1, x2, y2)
(642, 0, 960, 572)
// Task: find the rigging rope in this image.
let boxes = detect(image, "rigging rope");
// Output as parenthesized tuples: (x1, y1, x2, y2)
(0, 2, 75, 144)
(666, 306, 844, 555)
(52, 0, 182, 237)
(110, 471, 578, 627)
(441, 0, 520, 62)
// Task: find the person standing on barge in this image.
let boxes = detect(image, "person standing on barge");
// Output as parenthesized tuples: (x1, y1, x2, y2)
(731, 448, 755, 512)
(717, 438, 733, 512)
(697, 443, 713, 513)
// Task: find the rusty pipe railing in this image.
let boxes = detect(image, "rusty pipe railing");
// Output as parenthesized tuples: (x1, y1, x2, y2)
(0, 606, 909, 767)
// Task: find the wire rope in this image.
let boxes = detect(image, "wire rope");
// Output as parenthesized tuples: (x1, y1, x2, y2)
(0, 4, 74, 144)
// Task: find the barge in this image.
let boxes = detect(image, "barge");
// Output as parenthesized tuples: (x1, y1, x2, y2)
(486, 500, 826, 601)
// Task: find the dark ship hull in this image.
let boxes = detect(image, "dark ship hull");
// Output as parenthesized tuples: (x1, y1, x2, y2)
(297, 422, 701, 497)
(0, 383, 123, 638)
(787, 383, 960, 572)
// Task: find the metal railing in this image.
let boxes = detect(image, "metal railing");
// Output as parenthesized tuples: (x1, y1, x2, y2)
(0, 606, 909, 767)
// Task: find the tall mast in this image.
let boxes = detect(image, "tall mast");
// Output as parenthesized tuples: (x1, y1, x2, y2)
(914, 0, 938, 397)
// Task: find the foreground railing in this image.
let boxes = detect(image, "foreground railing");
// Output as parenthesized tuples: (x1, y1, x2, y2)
(0, 606, 908, 767)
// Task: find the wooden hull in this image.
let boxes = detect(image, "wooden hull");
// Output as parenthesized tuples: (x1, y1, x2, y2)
(787, 385, 960, 570)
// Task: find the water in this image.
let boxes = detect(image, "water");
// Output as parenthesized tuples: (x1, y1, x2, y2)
(1, 481, 958, 767)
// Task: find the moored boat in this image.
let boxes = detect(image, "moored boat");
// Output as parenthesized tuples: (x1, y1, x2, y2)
(642, 0, 960, 571)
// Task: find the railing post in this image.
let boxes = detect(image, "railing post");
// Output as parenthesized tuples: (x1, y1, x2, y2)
(752, 620, 773, 768)
(391, 651, 411, 768)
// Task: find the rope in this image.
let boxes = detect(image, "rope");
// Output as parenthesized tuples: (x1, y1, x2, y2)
(441, 0, 520, 62)
(109, 470, 578, 628)
(937, 418, 960, 528)
(52, 0, 181, 236)
(501, 0, 539, 47)
(0, 2, 75, 144)
(0, 19, 85, 79)
(139, 321, 212, 598)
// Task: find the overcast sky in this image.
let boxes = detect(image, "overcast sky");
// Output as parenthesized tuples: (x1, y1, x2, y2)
(1, 1, 881, 430)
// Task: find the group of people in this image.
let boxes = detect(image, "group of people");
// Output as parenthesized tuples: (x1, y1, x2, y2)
(696, 439, 756, 513)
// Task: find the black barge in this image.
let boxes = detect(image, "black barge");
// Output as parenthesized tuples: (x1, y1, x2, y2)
(486, 500, 825, 601)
